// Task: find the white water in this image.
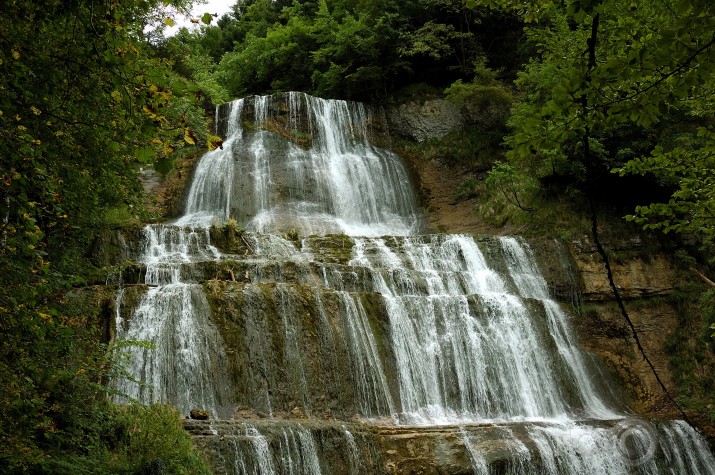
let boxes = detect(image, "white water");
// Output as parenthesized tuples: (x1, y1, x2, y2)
(113, 226, 233, 417)
(115, 92, 715, 473)
(336, 291, 396, 418)
(345, 235, 616, 424)
(226, 92, 422, 236)
(278, 426, 323, 475)
(342, 427, 363, 475)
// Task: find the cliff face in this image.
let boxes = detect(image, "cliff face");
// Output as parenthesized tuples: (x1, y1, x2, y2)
(386, 99, 464, 143)
(413, 174, 714, 443)
(568, 242, 714, 441)
(101, 94, 713, 472)
(549, 241, 680, 413)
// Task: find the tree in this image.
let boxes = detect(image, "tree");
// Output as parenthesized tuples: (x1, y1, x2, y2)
(471, 0, 715, 243)
(0, 0, 211, 470)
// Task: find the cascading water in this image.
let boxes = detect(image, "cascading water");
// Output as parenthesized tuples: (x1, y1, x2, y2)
(116, 92, 715, 474)
(217, 92, 422, 236)
(113, 225, 233, 418)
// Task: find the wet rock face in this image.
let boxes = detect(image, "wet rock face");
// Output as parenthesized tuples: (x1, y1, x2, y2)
(186, 417, 714, 475)
(109, 92, 715, 473)
(564, 238, 682, 415)
(206, 279, 395, 421)
(107, 228, 715, 473)
(186, 419, 385, 475)
(183, 419, 539, 475)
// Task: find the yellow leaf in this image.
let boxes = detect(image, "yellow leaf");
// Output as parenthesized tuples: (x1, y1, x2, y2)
(184, 128, 197, 145)
(164, 17, 176, 27)
(12, 50, 20, 59)
(143, 105, 158, 119)
(207, 134, 224, 151)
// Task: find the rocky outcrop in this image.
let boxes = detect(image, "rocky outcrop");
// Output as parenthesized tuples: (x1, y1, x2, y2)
(565, 237, 684, 416)
(572, 240, 677, 301)
(140, 151, 202, 219)
(386, 99, 464, 143)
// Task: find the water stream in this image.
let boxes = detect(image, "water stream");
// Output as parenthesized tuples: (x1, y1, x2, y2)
(114, 92, 715, 473)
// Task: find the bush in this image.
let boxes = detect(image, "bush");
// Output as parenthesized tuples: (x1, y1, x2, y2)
(99, 404, 212, 475)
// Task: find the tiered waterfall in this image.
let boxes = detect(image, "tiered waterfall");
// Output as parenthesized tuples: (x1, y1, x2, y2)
(114, 92, 715, 474)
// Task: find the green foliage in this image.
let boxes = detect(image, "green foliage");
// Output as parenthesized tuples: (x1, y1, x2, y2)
(444, 62, 513, 126)
(665, 286, 715, 424)
(701, 289, 715, 340)
(485, 161, 536, 212)
(471, 0, 715, 248)
(165, 0, 524, 100)
(616, 128, 715, 242)
(162, 32, 230, 105)
(0, 0, 215, 471)
(221, 218, 244, 236)
(98, 404, 212, 475)
(398, 21, 471, 61)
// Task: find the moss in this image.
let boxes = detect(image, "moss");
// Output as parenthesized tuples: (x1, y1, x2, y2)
(208, 226, 252, 255)
(306, 234, 355, 265)
(265, 117, 313, 149)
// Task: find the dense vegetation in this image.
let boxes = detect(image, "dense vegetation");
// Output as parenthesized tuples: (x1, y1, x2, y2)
(164, 0, 528, 101)
(1, 0, 714, 472)
(0, 0, 213, 472)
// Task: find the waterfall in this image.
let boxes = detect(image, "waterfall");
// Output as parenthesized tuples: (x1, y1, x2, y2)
(113, 225, 233, 418)
(345, 234, 620, 423)
(117, 92, 715, 474)
(218, 92, 422, 236)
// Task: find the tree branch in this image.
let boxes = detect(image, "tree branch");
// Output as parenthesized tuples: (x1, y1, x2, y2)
(690, 267, 715, 288)
(595, 33, 715, 110)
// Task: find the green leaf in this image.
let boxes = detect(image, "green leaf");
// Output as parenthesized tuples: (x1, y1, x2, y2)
(134, 146, 155, 163)
(201, 13, 213, 25)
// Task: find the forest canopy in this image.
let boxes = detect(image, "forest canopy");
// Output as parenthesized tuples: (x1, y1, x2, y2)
(1, 0, 714, 472)
(473, 0, 715, 244)
(163, 0, 528, 101)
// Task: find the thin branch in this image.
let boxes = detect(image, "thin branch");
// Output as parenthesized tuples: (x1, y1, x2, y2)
(594, 34, 715, 110)
(690, 267, 715, 288)
(580, 7, 693, 423)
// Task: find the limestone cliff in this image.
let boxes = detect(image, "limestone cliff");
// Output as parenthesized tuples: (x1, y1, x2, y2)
(105, 94, 714, 473)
